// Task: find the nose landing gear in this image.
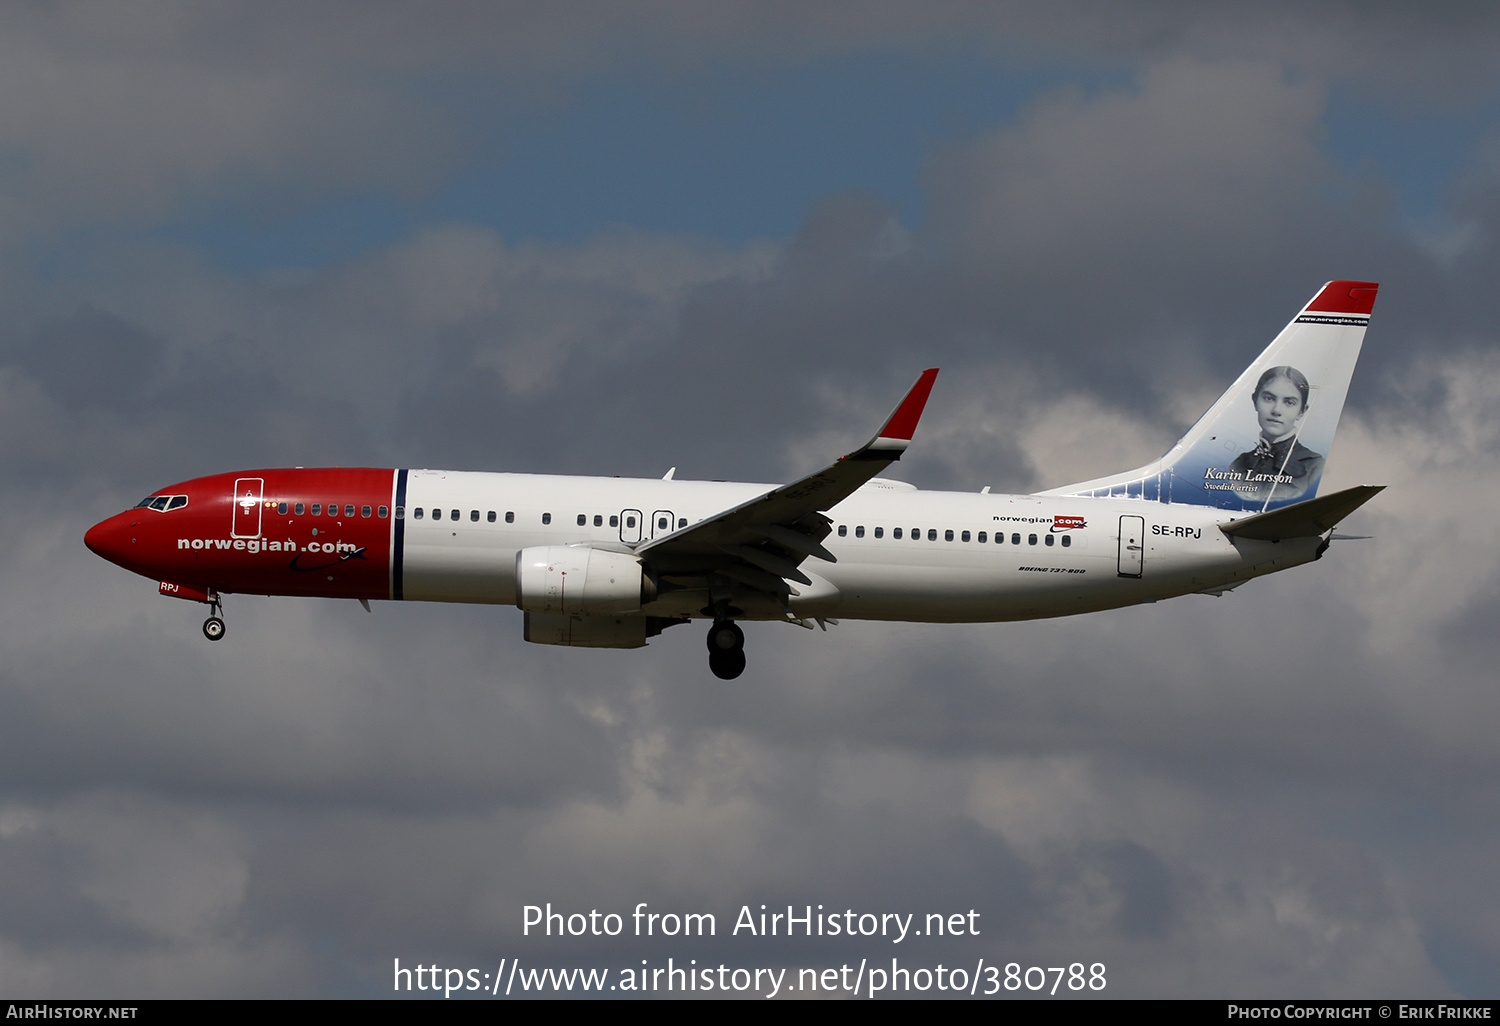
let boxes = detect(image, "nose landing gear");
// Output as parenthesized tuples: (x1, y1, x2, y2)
(202, 593, 225, 642)
(707, 619, 745, 680)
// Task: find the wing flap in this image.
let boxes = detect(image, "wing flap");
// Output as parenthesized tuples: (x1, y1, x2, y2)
(748, 523, 837, 563)
(720, 544, 814, 586)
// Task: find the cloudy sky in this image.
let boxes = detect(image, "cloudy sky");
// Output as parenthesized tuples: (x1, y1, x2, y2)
(6, 1, 1500, 998)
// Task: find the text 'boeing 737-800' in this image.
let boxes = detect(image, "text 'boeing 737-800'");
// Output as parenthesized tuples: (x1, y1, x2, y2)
(86, 281, 1382, 679)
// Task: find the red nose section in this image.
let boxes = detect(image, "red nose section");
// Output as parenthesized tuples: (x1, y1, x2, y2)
(84, 513, 138, 570)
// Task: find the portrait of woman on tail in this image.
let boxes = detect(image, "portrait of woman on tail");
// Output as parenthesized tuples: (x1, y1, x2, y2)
(1229, 365, 1324, 502)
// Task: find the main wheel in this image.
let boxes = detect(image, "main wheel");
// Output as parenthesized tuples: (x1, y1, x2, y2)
(709, 648, 746, 680)
(202, 616, 225, 641)
(707, 620, 744, 654)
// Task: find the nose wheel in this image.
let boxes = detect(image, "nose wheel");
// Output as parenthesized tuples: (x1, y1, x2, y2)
(706, 619, 745, 679)
(202, 593, 225, 641)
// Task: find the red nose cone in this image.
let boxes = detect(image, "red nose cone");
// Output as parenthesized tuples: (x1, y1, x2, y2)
(85, 514, 136, 569)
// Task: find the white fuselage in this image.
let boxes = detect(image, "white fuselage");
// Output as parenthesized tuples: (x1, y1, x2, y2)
(399, 470, 1318, 622)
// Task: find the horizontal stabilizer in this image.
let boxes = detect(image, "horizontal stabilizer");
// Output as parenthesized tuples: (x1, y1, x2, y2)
(1219, 485, 1384, 542)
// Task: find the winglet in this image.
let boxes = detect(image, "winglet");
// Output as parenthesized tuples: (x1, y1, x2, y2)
(864, 368, 939, 455)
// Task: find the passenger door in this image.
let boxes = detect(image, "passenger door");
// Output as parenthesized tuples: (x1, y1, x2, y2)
(1117, 515, 1144, 578)
(232, 478, 264, 538)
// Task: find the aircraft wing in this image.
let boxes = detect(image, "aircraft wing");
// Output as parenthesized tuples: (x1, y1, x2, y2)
(637, 369, 939, 601)
(1218, 484, 1384, 542)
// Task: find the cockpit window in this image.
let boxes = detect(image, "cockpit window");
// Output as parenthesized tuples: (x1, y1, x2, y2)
(137, 494, 188, 512)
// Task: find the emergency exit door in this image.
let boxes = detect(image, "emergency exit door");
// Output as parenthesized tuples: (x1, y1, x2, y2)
(619, 509, 642, 544)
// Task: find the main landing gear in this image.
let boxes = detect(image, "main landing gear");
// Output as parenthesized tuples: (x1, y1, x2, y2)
(202, 593, 225, 642)
(707, 619, 745, 680)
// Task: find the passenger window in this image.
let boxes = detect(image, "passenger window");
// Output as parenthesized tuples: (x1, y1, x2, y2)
(657, 517, 668, 530)
(977, 531, 986, 542)
(542, 513, 552, 525)
(362, 505, 372, 518)
(945, 530, 954, 541)
(488, 511, 496, 523)
(893, 528, 902, 539)
(448, 509, 457, 521)
(594, 515, 603, 527)
(961, 530, 970, 542)
(294, 502, 305, 515)
(312, 503, 322, 516)
(928, 529, 937, 541)
(912, 528, 920, 540)
(838, 525, 847, 537)
(1061, 535, 1071, 547)
(855, 526, 864, 538)
(505, 512, 514, 523)
(345, 505, 356, 517)
(1012, 533, 1021, 545)
(1028, 534, 1037, 545)
(609, 515, 618, 527)
(874, 527, 883, 539)
(395, 506, 404, 520)
(578, 514, 586, 526)
(471, 510, 480, 522)
(1044, 534, 1054, 546)
(379, 506, 389, 519)
(678, 518, 687, 528)
(278, 502, 288, 515)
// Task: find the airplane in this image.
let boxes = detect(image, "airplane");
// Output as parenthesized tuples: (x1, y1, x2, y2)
(85, 281, 1382, 680)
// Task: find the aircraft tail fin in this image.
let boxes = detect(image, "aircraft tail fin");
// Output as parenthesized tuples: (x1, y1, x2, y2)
(1042, 281, 1378, 512)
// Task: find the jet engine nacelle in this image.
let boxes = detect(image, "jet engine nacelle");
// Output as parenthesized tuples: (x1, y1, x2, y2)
(514, 545, 655, 616)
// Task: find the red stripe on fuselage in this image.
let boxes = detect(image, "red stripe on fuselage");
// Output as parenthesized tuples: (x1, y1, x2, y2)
(86, 468, 396, 600)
